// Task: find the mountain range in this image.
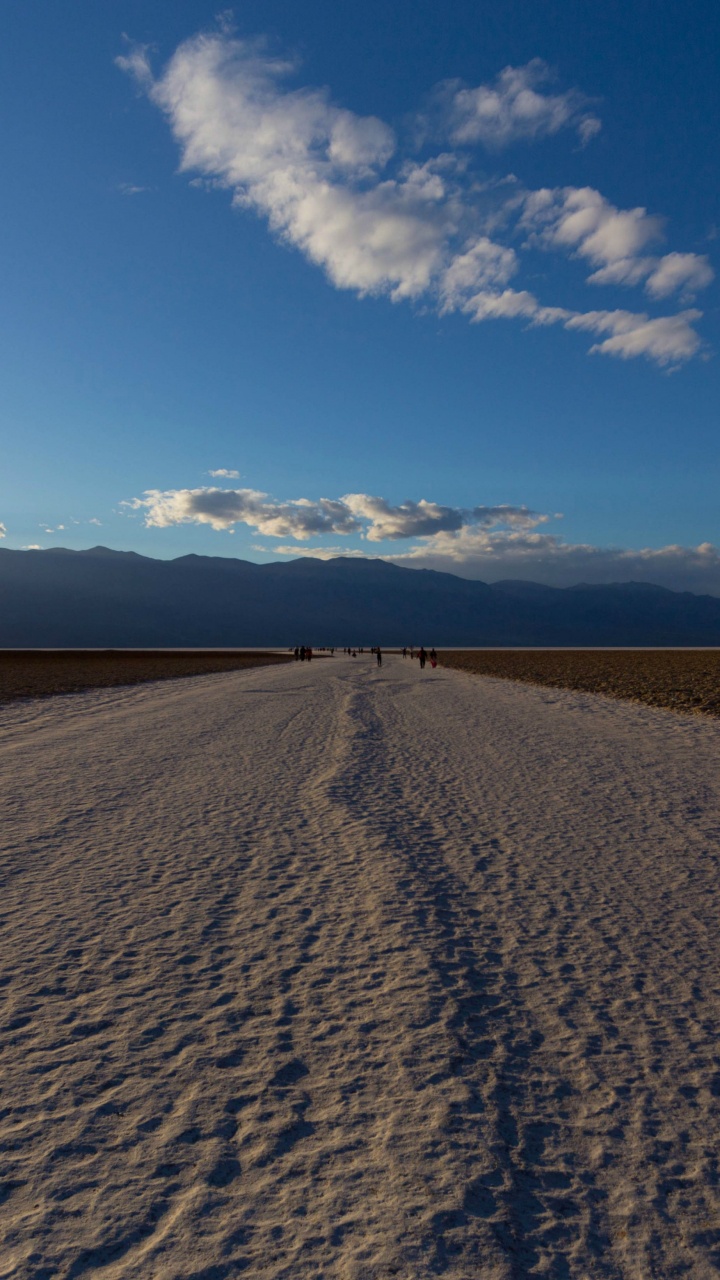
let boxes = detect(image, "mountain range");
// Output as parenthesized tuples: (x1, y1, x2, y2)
(1, 546, 719, 647)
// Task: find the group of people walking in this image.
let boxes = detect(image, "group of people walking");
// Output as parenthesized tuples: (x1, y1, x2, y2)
(401, 646, 437, 668)
(294, 645, 437, 669)
(341, 645, 438, 669)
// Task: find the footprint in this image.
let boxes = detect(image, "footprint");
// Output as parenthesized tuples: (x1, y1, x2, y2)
(207, 1156, 241, 1188)
(271, 1058, 308, 1088)
(216, 1046, 244, 1069)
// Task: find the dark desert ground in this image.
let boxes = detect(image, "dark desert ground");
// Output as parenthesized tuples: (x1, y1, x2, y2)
(438, 648, 720, 717)
(0, 649, 292, 705)
(1, 648, 719, 715)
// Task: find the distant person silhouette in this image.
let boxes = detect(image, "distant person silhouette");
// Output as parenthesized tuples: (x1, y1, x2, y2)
(418, 646, 427, 670)
(376, 647, 382, 667)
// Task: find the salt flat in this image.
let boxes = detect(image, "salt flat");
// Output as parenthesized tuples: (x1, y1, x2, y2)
(1, 655, 719, 1279)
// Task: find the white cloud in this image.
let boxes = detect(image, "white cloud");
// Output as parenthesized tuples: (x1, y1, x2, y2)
(119, 31, 510, 303)
(522, 187, 714, 303)
(126, 486, 547, 542)
(0, 522, 6, 539)
(22, 544, 42, 550)
(522, 185, 662, 267)
(125, 487, 362, 538)
(584, 250, 713, 301)
(117, 29, 712, 365)
(89, 518, 102, 526)
(644, 252, 714, 299)
(439, 237, 518, 309)
(436, 60, 601, 149)
(458, 286, 570, 325)
(342, 493, 544, 540)
(584, 258, 653, 289)
(136, 31, 443, 302)
(456, 290, 702, 366)
(208, 468, 240, 478)
(564, 308, 703, 365)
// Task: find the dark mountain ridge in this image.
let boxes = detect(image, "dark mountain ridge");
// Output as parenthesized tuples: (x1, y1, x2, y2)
(1, 546, 719, 647)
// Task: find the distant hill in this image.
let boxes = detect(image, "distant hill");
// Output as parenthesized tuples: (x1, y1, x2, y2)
(1, 546, 719, 647)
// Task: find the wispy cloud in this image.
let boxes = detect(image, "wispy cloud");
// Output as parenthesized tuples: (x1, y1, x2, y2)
(0, 522, 6, 539)
(255, 535, 720, 593)
(642, 252, 714, 300)
(255, 544, 371, 560)
(262, 531, 720, 594)
(116, 39, 154, 92)
(117, 28, 712, 365)
(208, 468, 240, 478)
(450, 288, 703, 367)
(384, 528, 720, 595)
(563, 307, 703, 363)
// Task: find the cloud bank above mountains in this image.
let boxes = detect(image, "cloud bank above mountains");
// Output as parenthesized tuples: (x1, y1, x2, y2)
(123, 484, 720, 594)
(118, 27, 713, 366)
(384, 530, 720, 595)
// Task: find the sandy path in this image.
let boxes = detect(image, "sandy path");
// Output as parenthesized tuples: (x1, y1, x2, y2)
(1, 657, 719, 1279)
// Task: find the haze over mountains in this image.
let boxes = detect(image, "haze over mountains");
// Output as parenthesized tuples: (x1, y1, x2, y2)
(1, 546, 720, 648)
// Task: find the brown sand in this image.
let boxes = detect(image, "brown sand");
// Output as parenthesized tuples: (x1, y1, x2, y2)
(438, 648, 720, 717)
(0, 650, 292, 706)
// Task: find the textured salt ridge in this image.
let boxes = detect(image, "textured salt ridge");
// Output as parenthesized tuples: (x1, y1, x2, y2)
(1, 656, 719, 1277)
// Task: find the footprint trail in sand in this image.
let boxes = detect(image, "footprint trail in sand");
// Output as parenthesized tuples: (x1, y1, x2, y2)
(1, 655, 719, 1278)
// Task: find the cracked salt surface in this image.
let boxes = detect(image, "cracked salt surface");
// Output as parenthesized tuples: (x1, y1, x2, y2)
(1, 655, 719, 1278)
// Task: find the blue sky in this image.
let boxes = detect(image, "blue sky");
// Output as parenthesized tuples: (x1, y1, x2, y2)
(1, 0, 719, 590)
